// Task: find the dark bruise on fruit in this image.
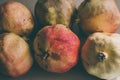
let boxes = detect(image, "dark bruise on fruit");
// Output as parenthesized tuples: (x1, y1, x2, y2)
(51, 53, 60, 61)
(37, 47, 60, 61)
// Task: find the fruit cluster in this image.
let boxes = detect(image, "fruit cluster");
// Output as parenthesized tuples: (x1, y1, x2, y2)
(0, 0, 79, 78)
(0, 0, 120, 80)
(75, 0, 120, 80)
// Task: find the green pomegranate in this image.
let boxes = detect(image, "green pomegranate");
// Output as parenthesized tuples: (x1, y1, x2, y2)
(34, 0, 77, 29)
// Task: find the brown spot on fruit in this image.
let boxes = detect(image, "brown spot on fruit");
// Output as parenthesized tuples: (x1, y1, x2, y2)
(51, 53, 60, 60)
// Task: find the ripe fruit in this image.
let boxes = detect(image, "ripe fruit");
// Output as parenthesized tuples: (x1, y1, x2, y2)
(0, 33, 33, 77)
(0, 1, 34, 36)
(34, 0, 77, 29)
(77, 0, 120, 35)
(34, 24, 80, 73)
(81, 32, 120, 80)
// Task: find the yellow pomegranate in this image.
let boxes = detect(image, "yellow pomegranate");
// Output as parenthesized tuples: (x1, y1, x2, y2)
(81, 32, 120, 80)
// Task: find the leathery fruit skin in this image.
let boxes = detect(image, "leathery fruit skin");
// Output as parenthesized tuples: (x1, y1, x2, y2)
(34, 24, 80, 73)
(0, 1, 34, 36)
(77, 0, 120, 35)
(0, 33, 33, 78)
(81, 32, 120, 80)
(34, 0, 77, 29)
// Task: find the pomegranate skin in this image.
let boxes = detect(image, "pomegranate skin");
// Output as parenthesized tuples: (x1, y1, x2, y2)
(0, 33, 33, 78)
(77, 0, 120, 35)
(0, 1, 34, 36)
(34, 24, 80, 73)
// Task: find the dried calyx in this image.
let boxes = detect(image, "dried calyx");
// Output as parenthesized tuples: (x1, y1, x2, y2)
(98, 52, 108, 62)
(38, 48, 49, 60)
(41, 51, 49, 60)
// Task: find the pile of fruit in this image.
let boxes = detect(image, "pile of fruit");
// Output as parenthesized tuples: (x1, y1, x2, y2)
(0, 0, 120, 80)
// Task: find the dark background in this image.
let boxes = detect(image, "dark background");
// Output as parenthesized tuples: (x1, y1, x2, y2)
(0, 0, 120, 80)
